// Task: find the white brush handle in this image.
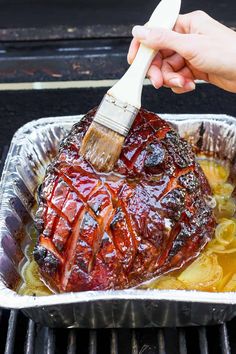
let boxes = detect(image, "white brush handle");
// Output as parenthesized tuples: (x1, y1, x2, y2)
(108, 0, 181, 109)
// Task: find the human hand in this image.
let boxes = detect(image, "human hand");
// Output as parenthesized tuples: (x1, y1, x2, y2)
(128, 11, 236, 93)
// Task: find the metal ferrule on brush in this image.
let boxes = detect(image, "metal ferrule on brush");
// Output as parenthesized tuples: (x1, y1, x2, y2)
(93, 94, 139, 137)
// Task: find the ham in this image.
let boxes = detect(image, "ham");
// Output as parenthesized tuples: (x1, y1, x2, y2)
(34, 108, 215, 292)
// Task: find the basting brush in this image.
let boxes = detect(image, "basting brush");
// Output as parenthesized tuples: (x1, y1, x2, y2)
(80, 0, 181, 172)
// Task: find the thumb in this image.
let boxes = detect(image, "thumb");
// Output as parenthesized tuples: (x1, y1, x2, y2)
(132, 25, 200, 61)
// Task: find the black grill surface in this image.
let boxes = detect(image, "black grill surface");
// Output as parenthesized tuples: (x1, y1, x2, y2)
(1, 309, 236, 354)
(0, 85, 236, 353)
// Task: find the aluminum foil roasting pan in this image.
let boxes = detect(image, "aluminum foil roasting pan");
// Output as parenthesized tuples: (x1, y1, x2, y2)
(0, 113, 236, 328)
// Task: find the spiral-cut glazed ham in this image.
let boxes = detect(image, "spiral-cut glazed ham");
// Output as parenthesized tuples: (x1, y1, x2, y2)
(34, 108, 215, 292)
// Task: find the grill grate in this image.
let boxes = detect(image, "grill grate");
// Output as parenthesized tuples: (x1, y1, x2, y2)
(0, 309, 235, 354)
(0, 142, 235, 354)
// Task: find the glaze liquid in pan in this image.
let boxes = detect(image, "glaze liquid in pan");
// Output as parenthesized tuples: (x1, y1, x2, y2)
(18, 156, 236, 296)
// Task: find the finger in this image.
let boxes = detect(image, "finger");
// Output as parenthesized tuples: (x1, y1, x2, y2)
(128, 39, 163, 73)
(163, 53, 186, 72)
(132, 25, 201, 62)
(164, 74, 196, 91)
(163, 65, 195, 88)
(127, 38, 140, 64)
(147, 64, 163, 89)
(160, 49, 175, 59)
(173, 14, 191, 34)
(161, 60, 186, 88)
(171, 82, 196, 94)
(177, 66, 195, 80)
(163, 73, 186, 88)
(128, 39, 164, 67)
(150, 52, 162, 68)
(161, 60, 195, 91)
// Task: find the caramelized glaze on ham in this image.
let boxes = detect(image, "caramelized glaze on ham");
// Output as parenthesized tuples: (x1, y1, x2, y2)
(34, 108, 215, 292)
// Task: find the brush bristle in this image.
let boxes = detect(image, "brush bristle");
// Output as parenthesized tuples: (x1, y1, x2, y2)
(80, 122, 125, 172)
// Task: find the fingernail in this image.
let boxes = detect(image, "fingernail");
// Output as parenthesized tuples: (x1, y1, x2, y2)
(127, 54, 131, 65)
(132, 26, 150, 39)
(150, 78, 160, 89)
(168, 77, 184, 88)
(184, 81, 196, 91)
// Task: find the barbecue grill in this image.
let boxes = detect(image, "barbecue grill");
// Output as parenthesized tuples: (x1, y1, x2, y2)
(0, 0, 236, 352)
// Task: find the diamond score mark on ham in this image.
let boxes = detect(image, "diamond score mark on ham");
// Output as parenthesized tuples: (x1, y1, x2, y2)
(33, 108, 215, 292)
